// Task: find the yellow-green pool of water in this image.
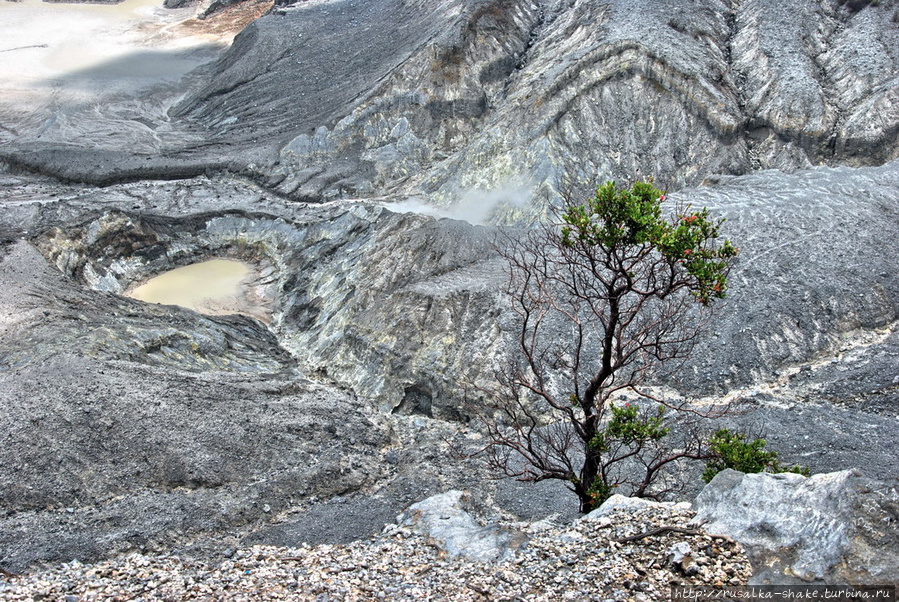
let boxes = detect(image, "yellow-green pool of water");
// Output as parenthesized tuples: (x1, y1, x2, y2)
(126, 259, 250, 313)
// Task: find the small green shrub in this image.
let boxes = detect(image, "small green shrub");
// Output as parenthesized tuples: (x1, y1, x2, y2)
(586, 404, 672, 507)
(586, 477, 614, 509)
(589, 403, 670, 453)
(702, 428, 810, 483)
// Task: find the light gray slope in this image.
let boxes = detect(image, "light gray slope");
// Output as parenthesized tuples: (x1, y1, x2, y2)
(4, 0, 897, 200)
(0, 238, 393, 572)
(674, 160, 899, 392)
(31, 198, 505, 418)
(173, 0, 469, 143)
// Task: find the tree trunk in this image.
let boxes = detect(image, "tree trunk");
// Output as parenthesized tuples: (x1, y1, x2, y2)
(578, 445, 601, 513)
(577, 290, 618, 514)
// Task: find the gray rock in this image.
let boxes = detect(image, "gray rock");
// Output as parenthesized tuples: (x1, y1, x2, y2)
(5, 0, 896, 200)
(206, 0, 897, 203)
(198, 0, 258, 19)
(1, 0, 899, 577)
(29, 198, 504, 416)
(0, 174, 567, 571)
(396, 490, 523, 563)
(163, 0, 197, 8)
(582, 494, 673, 520)
(667, 541, 692, 565)
(0, 236, 396, 573)
(23, 159, 899, 414)
(693, 469, 899, 585)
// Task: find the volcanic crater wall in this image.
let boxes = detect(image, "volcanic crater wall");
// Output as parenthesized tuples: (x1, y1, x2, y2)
(171, 0, 899, 206)
(4, 0, 897, 205)
(2, 0, 899, 577)
(34, 202, 508, 418)
(30, 156, 899, 420)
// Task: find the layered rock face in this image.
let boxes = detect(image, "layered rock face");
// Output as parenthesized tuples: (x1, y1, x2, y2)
(4, 0, 898, 201)
(268, 0, 899, 201)
(174, 0, 899, 203)
(22, 159, 898, 419)
(28, 192, 504, 417)
(26, 161, 899, 411)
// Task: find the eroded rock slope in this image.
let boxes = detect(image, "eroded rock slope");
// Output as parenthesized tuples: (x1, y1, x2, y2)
(4, 0, 897, 205)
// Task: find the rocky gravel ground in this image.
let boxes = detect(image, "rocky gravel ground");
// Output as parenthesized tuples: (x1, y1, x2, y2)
(0, 503, 750, 601)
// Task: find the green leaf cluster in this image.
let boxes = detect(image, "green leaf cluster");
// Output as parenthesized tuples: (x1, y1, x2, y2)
(586, 404, 670, 507)
(561, 180, 665, 249)
(559, 180, 738, 304)
(590, 403, 669, 453)
(702, 428, 810, 483)
(586, 476, 614, 509)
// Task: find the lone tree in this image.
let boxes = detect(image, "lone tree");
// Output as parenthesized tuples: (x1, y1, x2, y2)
(477, 180, 739, 513)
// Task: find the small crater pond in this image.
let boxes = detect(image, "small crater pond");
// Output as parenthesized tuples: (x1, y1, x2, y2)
(124, 258, 269, 321)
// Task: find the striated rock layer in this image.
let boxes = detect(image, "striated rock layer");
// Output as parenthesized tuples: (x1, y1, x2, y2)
(2, 0, 898, 202)
(26, 161, 899, 409)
